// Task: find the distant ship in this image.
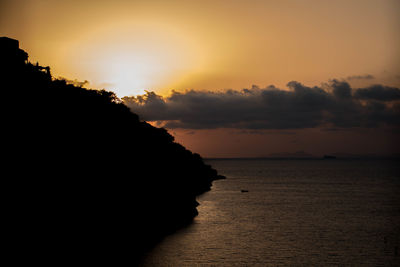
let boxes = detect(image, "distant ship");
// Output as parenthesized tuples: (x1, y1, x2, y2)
(323, 155, 337, 159)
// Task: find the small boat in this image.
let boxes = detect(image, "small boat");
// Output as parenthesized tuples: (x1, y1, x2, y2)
(241, 190, 249, 193)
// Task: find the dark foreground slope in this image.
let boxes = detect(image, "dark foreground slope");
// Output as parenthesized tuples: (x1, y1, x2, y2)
(2, 37, 223, 264)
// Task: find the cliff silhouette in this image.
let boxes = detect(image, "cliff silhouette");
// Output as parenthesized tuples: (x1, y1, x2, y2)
(1, 37, 224, 265)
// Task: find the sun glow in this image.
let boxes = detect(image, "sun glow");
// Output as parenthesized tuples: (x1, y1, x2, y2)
(102, 52, 160, 97)
(63, 21, 208, 97)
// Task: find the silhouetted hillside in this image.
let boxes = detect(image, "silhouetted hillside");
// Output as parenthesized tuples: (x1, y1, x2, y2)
(1, 37, 224, 265)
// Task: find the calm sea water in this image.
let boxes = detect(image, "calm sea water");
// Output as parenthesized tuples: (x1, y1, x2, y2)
(140, 159, 400, 266)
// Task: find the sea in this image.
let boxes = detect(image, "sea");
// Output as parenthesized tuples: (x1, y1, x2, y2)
(140, 159, 400, 266)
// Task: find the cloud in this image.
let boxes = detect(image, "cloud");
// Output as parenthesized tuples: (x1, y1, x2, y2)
(58, 77, 89, 88)
(346, 74, 375, 80)
(353, 85, 400, 101)
(122, 80, 400, 130)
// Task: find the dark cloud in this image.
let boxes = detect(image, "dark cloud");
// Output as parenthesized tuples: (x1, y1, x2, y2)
(233, 130, 297, 135)
(346, 74, 375, 80)
(330, 79, 352, 99)
(123, 81, 400, 130)
(353, 85, 400, 101)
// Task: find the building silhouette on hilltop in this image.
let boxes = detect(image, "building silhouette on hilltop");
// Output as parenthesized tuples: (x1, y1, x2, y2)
(0, 37, 28, 64)
(1, 36, 50, 74)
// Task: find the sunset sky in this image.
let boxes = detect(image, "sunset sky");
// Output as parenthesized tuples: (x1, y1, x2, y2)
(1, 0, 399, 157)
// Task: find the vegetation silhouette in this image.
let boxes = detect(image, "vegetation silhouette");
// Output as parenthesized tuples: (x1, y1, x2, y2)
(1, 37, 224, 265)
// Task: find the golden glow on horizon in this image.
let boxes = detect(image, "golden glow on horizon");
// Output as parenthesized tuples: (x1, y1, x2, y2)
(57, 21, 210, 97)
(1, 0, 399, 97)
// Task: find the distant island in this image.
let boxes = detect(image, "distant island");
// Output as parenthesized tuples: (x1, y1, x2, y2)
(1, 37, 224, 264)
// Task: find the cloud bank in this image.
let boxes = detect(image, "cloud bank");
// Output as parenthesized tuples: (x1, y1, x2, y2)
(122, 80, 400, 130)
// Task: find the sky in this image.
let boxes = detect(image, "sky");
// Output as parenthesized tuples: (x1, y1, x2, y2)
(1, 0, 399, 157)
